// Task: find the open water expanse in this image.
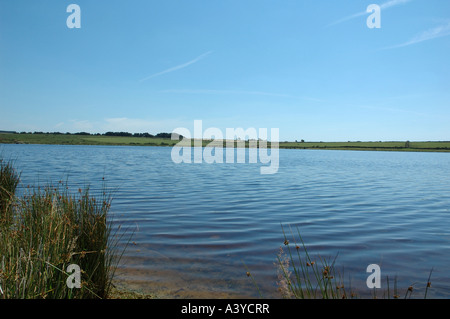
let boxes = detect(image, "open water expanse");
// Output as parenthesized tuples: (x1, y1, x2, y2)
(2, 144, 450, 298)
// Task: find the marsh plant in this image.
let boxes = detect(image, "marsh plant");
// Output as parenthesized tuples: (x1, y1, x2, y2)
(275, 225, 352, 299)
(0, 157, 123, 299)
(0, 157, 20, 226)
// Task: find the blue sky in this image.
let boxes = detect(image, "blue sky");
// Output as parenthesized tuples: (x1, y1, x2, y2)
(1, 0, 449, 141)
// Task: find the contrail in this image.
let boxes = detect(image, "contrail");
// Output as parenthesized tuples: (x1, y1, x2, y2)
(326, 0, 412, 27)
(140, 51, 213, 82)
(160, 89, 322, 101)
(382, 21, 450, 49)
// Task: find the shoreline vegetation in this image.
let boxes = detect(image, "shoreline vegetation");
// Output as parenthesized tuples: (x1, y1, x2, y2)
(1, 132, 450, 152)
(0, 156, 122, 299)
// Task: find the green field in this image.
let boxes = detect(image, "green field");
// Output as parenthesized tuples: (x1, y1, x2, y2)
(279, 141, 450, 152)
(0, 133, 180, 146)
(1, 133, 450, 152)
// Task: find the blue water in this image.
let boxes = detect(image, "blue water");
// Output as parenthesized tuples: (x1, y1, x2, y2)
(2, 144, 450, 298)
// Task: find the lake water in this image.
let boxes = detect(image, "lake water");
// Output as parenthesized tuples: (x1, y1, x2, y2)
(2, 144, 450, 298)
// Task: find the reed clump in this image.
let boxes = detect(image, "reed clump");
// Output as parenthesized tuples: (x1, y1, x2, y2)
(0, 157, 20, 226)
(267, 225, 434, 299)
(274, 225, 351, 299)
(0, 157, 121, 299)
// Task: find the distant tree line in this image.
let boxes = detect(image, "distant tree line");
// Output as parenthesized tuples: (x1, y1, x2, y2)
(103, 132, 175, 138)
(8, 131, 181, 138)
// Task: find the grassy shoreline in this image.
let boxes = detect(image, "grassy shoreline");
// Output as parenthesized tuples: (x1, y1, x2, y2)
(0, 155, 159, 299)
(0, 156, 124, 299)
(2, 133, 450, 152)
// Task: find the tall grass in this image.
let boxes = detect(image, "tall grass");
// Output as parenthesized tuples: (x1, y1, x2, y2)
(0, 157, 20, 226)
(275, 225, 350, 299)
(0, 157, 124, 299)
(247, 225, 435, 299)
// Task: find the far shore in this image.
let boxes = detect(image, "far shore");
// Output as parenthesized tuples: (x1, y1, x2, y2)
(1, 132, 450, 153)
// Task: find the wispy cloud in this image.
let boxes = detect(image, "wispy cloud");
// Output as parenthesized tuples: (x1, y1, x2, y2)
(58, 118, 188, 134)
(383, 21, 450, 49)
(379, 0, 413, 9)
(139, 51, 213, 82)
(100, 117, 190, 133)
(357, 104, 427, 117)
(326, 0, 412, 27)
(160, 89, 322, 102)
(68, 120, 95, 131)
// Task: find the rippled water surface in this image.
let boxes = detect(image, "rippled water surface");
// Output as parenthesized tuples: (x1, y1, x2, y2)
(2, 144, 450, 298)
